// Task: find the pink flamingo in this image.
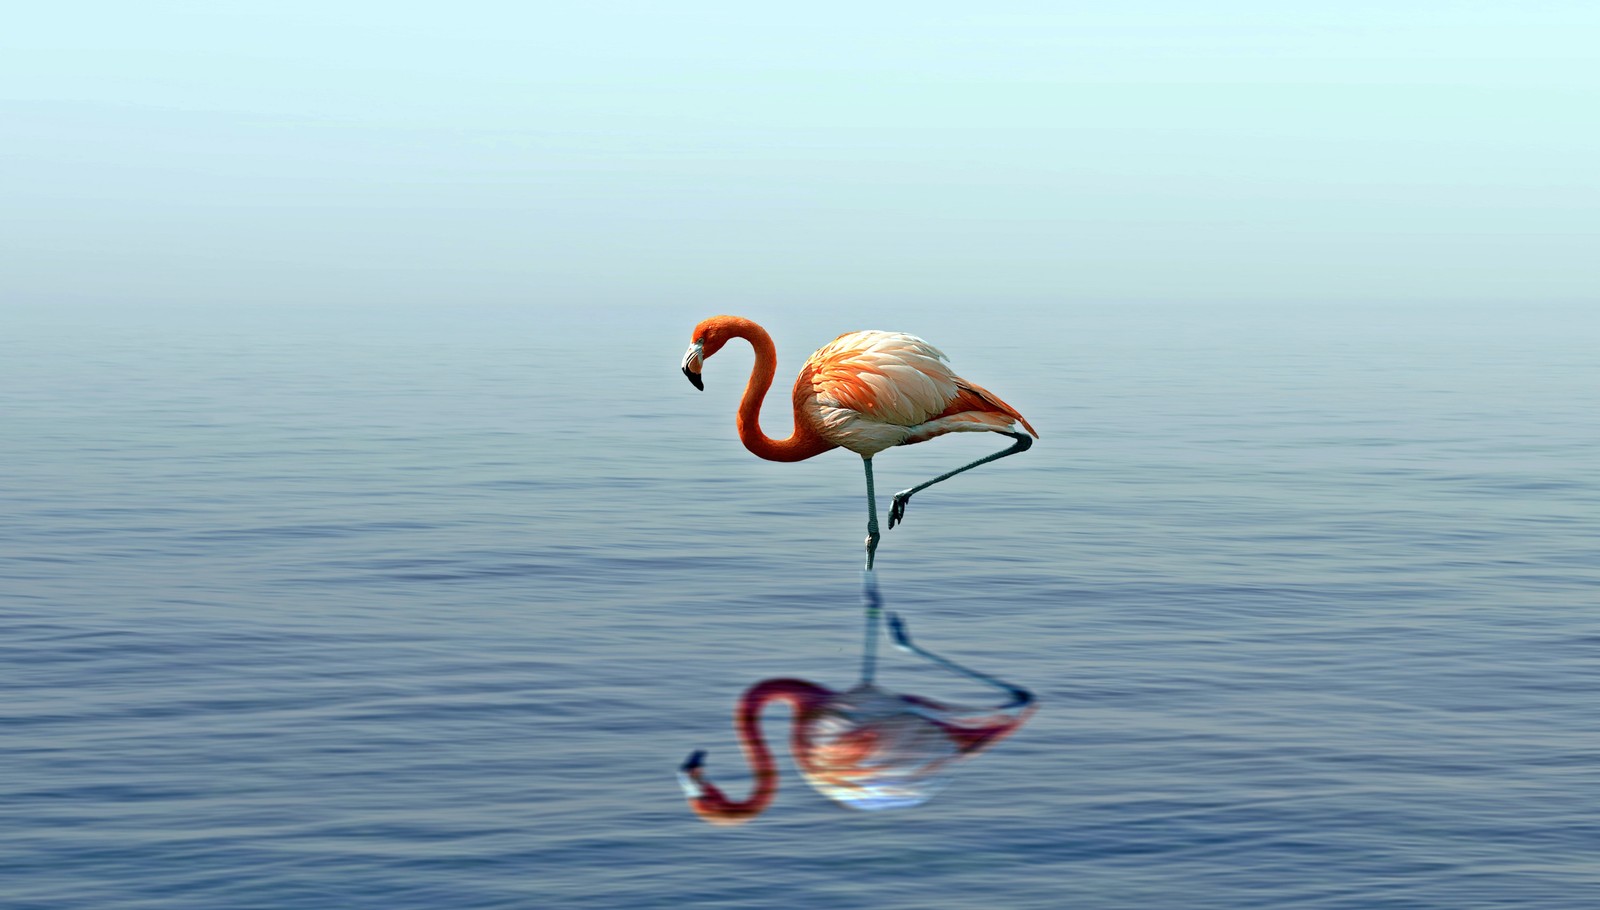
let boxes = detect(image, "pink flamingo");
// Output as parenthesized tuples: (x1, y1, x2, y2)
(678, 605, 1036, 824)
(680, 315, 1038, 573)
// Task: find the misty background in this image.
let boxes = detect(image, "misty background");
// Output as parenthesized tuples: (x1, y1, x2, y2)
(5, 1, 1596, 312)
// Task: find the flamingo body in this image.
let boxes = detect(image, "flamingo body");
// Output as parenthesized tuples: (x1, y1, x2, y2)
(801, 330, 1038, 456)
(682, 316, 1037, 461)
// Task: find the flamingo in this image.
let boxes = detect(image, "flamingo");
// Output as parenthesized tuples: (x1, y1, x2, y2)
(678, 602, 1036, 825)
(679, 315, 1039, 573)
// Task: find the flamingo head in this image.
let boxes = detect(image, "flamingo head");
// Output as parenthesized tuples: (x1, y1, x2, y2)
(681, 338, 705, 390)
(683, 315, 744, 390)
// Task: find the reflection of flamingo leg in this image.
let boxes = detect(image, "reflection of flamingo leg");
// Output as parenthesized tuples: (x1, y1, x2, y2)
(888, 431, 1034, 528)
(860, 564, 883, 685)
(887, 612, 1033, 710)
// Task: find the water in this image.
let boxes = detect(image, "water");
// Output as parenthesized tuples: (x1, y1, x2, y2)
(3, 302, 1597, 909)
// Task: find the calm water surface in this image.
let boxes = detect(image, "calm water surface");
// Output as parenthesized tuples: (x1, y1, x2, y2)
(3, 303, 1597, 909)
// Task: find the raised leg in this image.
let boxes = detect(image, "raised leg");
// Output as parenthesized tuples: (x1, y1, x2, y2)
(888, 431, 1033, 529)
(887, 611, 1033, 709)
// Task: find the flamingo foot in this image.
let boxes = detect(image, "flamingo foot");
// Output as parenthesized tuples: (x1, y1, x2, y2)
(888, 491, 913, 528)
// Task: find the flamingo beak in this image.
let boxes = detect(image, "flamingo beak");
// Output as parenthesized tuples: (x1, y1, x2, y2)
(681, 341, 705, 390)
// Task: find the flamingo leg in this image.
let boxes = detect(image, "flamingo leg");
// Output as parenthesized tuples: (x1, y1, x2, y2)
(861, 457, 884, 684)
(887, 431, 1032, 529)
(863, 455, 881, 570)
(887, 611, 1034, 710)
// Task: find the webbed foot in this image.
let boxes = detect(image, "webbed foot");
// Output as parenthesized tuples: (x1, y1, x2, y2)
(888, 491, 913, 528)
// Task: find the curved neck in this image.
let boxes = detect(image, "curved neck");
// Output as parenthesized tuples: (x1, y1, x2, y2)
(686, 678, 831, 825)
(724, 320, 833, 463)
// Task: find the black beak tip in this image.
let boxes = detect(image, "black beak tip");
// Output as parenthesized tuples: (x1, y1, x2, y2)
(683, 367, 704, 391)
(682, 749, 707, 771)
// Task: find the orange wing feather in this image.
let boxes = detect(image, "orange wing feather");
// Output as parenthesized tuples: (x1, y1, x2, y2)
(805, 332, 955, 424)
(932, 381, 1039, 437)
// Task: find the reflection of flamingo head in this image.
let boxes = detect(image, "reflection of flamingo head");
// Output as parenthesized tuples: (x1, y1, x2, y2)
(680, 678, 1034, 825)
(678, 679, 829, 826)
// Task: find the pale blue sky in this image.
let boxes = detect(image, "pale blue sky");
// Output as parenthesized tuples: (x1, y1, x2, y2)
(4, 1, 1596, 308)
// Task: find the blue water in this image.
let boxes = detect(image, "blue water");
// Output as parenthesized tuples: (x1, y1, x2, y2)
(4, 302, 1597, 909)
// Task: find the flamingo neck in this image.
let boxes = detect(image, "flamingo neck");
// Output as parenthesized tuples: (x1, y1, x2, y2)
(686, 678, 831, 825)
(722, 319, 833, 463)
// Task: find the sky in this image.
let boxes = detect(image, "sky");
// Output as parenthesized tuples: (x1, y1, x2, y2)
(3, 1, 1597, 309)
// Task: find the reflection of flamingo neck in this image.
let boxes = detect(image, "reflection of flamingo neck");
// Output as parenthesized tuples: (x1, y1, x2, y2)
(685, 678, 832, 825)
(716, 317, 834, 463)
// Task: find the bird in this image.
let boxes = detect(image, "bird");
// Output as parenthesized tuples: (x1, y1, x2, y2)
(680, 315, 1038, 573)
(678, 610, 1035, 825)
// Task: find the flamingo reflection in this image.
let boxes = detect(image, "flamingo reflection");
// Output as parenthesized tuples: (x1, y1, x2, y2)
(679, 594, 1035, 825)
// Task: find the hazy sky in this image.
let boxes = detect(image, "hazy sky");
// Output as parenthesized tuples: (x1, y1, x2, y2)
(4, 2, 1596, 308)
